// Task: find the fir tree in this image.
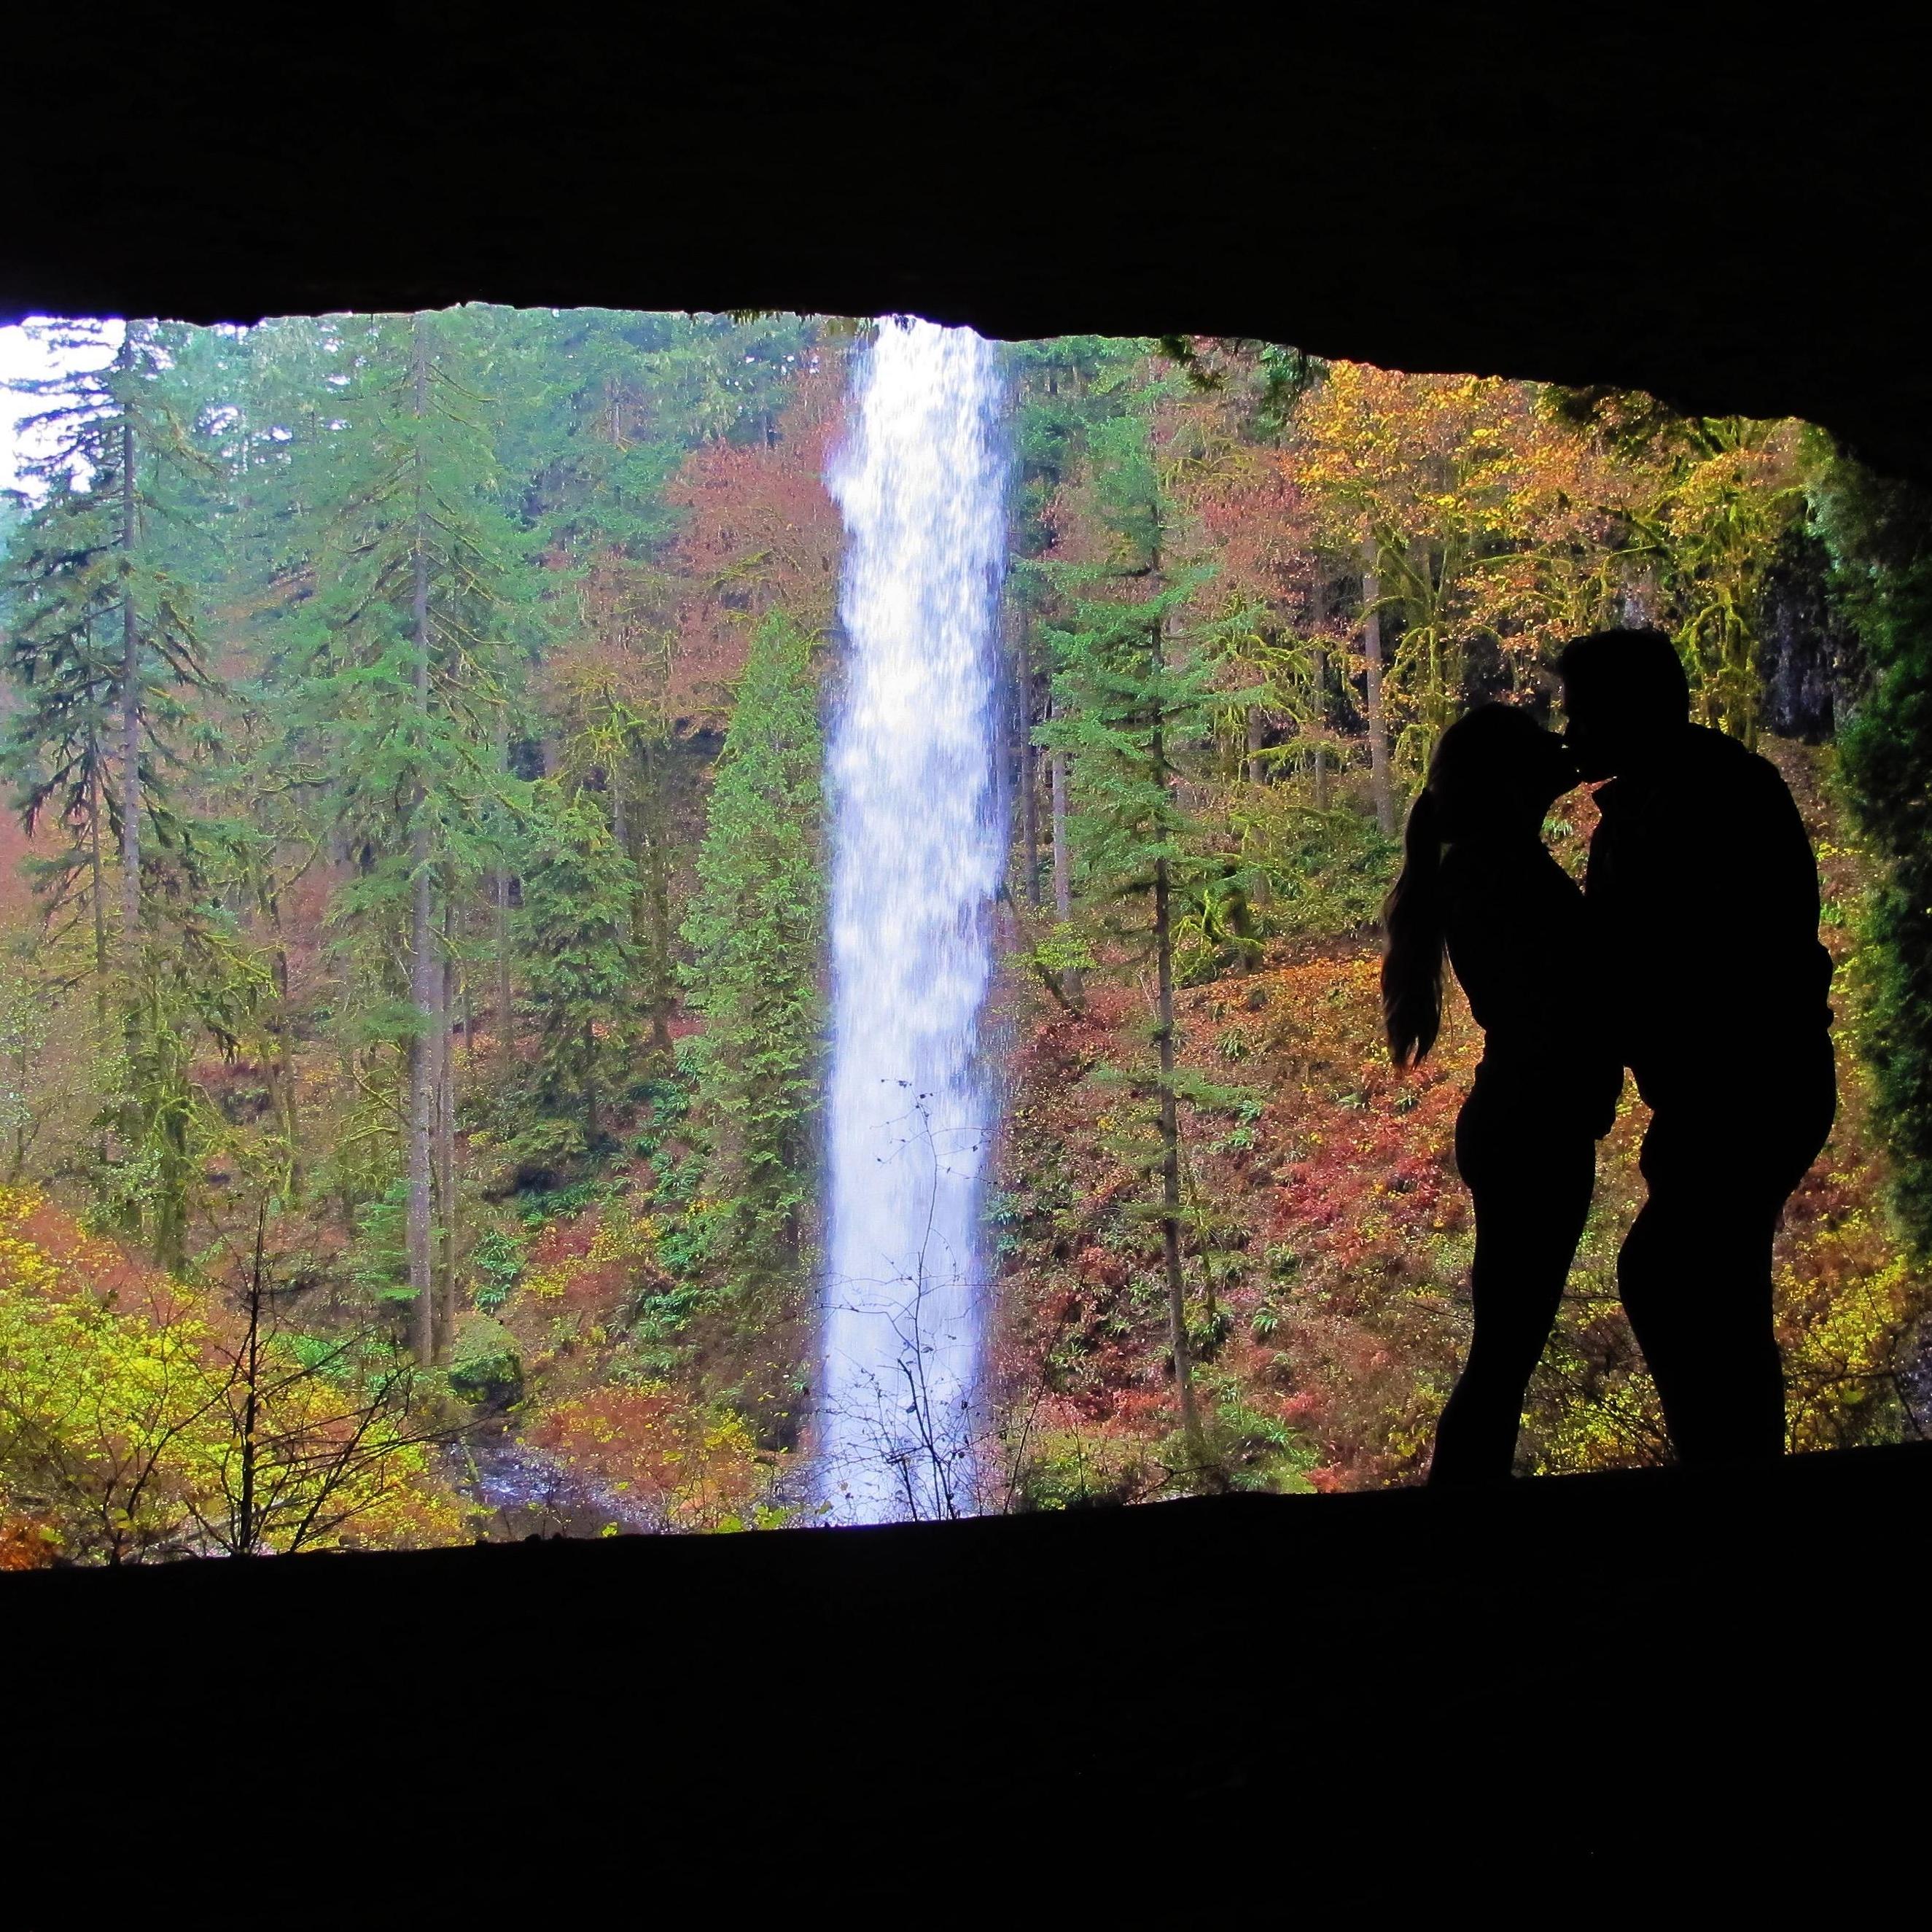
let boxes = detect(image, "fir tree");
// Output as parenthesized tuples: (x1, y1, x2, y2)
(679, 609, 826, 1290)
(511, 783, 637, 1170)
(276, 309, 531, 1358)
(1812, 454, 1932, 1253)
(4, 319, 216, 980)
(1037, 382, 1228, 1473)
(1, 320, 256, 1263)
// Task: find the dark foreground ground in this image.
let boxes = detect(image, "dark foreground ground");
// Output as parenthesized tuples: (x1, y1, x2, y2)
(7, 1447, 1928, 1922)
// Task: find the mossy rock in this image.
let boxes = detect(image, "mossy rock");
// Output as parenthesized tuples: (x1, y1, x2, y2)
(448, 1317, 523, 1408)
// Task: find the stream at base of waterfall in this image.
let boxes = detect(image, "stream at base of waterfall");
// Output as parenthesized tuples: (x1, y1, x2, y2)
(818, 319, 1008, 1523)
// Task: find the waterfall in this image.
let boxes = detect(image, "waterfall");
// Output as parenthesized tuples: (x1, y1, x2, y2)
(819, 317, 1008, 1523)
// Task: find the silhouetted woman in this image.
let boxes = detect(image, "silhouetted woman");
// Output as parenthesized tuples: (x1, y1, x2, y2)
(1382, 704, 1620, 1485)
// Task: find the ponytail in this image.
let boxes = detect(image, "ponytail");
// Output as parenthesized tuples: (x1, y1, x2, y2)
(1382, 788, 1446, 1067)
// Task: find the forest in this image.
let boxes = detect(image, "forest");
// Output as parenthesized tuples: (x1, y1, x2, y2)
(0, 308, 1927, 1563)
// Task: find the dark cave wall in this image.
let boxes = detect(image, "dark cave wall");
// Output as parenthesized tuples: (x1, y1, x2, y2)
(5, 10, 1931, 483)
(1761, 529, 1866, 742)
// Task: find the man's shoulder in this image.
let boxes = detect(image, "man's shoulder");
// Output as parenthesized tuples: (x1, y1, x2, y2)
(1683, 722, 1757, 767)
(1680, 726, 1793, 806)
(1683, 723, 1778, 775)
(1587, 729, 1796, 863)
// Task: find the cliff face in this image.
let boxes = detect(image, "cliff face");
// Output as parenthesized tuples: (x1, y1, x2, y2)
(1761, 529, 1864, 741)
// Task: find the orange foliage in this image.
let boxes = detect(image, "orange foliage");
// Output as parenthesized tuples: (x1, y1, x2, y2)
(535, 354, 843, 752)
(518, 1207, 665, 1313)
(6, 1186, 186, 1325)
(536, 548, 684, 746)
(1164, 382, 1317, 628)
(659, 357, 845, 728)
(0, 1510, 58, 1570)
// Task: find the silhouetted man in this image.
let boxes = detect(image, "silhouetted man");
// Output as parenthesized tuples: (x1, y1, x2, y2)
(1558, 628, 1835, 1464)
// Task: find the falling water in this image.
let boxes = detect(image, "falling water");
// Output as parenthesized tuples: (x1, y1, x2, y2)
(819, 317, 1008, 1523)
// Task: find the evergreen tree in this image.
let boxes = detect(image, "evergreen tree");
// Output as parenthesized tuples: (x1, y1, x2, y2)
(1812, 454, 1932, 1252)
(511, 784, 636, 1170)
(507, 310, 823, 1077)
(276, 309, 530, 1358)
(1036, 385, 1228, 1473)
(1, 320, 257, 1263)
(4, 319, 216, 979)
(679, 609, 826, 1290)
(1008, 338, 1145, 999)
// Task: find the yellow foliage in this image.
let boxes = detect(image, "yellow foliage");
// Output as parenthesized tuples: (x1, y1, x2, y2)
(0, 1185, 460, 1561)
(529, 1381, 776, 1532)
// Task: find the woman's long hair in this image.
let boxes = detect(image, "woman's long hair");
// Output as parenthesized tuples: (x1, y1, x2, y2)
(1382, 787, 1446, 1067)
(1381, 704, 1575, 1067)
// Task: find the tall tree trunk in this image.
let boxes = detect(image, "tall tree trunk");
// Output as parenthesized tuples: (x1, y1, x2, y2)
(408, 841, 437, 1361)
(493, 717, 514, 1070)
(1407, 537, 1454, 757)
(494, 868, 513, 1063)
(119, 420, 141, 949)
(1049, 742, 1074, 921)
(1015, 607, 1041, 907)
(405, 317, 437, 1363)
(235, 1223, 269, 1554)
(436, 940, 457, 1353)
(1148, 557, 1204, 1468)
(1244, 706, 1271, 911)
(87, 756, 108, 1021)
(1362, 546, 1396, 837)
(607, 743, 644, 1074)
(1245, 706, 1266, 787)
(1048, 710, 1082, 1009)
(265, 899, 302, 1199)
(1150, 760, 1204, 1467)
(608, 748, 627, 846)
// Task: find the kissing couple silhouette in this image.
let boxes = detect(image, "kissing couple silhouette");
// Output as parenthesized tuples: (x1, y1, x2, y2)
(1383, 628, 1837, 1483)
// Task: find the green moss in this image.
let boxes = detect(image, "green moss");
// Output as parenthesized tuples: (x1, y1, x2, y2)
(448, 1317, 522, 1408)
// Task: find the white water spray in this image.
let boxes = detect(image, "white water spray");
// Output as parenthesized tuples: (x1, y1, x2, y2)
(819, 318, 1008, 1522)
